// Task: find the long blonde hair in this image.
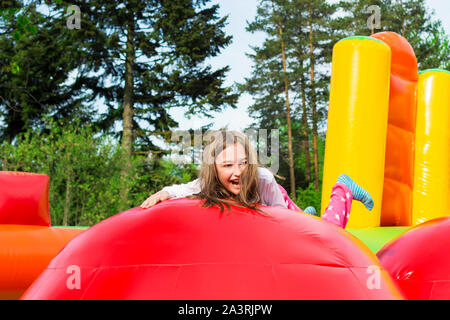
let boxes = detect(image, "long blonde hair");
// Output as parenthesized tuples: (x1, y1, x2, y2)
(189, 130, 265, 214)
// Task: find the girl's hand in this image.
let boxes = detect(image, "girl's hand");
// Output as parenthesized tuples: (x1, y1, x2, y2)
(140, 190, 170, 208)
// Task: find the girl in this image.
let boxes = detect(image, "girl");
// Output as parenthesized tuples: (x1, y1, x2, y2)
(140, 130, 373, 229)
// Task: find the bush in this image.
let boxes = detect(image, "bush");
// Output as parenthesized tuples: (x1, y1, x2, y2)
(0, 120, 198, 226)
(295, 183, 322, 216)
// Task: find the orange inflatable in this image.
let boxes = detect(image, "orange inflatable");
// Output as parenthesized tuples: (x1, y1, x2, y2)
(371, 32, 418, 226)
(22, 199, 403, 300)
(0, 225, 84, 299)
(0, 171, 85, 299)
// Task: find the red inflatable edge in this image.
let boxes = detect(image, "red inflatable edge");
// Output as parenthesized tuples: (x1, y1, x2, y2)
(0, 171, 51, 226)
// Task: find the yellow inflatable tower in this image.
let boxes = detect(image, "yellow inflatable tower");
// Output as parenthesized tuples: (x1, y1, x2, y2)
(413, 70, 450, 224)
(322, 32, 450, 230)
(321, 36, 391, 229)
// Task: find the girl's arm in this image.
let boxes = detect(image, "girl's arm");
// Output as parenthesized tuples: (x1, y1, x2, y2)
(140, 179, 201, 208)
(161, 179, 201, 199)
(257, 168, 288, 208)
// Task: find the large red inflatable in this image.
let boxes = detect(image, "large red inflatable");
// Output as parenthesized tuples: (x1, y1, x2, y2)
(377, 217, 450, 300)
(22, 199, 402, 299)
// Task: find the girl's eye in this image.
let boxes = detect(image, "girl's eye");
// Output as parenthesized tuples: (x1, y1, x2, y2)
(222, 162, 246, 167)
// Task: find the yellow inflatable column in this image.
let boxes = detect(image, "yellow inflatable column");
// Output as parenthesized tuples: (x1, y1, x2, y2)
(413, 69, 450, 225)
(321, 37, 391, 228)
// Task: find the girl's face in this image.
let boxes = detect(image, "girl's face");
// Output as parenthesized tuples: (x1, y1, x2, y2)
(215, 143, 248, 195)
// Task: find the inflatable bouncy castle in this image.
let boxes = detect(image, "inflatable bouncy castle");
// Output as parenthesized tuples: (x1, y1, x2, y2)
(320, 31, 450, 299)
(321, 32, 450, 229)
(21, 199, 403, 300)
(0, 172, 85, 299)
(1, 31, 449, 300)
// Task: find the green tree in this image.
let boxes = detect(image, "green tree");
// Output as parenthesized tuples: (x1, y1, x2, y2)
(0, 1, 92, 143)
(1, 0, 238, 209)
(0, 120, 199, 226)
(45, 0, 239, 149)
(337, 0, 386, 35)
(242, 0, 336, 196)
(418, 26, 450, 70)
(338, 0, 450, 70)
(387, 0, 449, 70)
(243, 0, 299, 198)
(293, 0, 336, 191)
(39, 0, 238, 206)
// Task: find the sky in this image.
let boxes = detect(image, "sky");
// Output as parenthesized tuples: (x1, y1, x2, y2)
(169, 0, 450, 132)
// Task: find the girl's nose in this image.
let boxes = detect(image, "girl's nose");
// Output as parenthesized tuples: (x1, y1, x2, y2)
(232, 164, 242, 176)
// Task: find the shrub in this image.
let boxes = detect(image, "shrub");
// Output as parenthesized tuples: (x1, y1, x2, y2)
(295, 183, 322, 216)
(0, 120, 198, 226)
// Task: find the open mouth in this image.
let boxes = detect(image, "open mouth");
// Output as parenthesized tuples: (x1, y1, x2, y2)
(230, 180, 239, 186)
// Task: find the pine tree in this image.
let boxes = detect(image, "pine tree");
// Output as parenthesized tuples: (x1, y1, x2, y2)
(4, 0, 239, 155)
(303, 0, 336, 191)
(387, 0, 449, 70)
(243, 0, 298, 198)
(281, 0, 337, 192)
(0, 0, 237, 205)
(0, 1, 93, 143)
(419, 26, 449, 70)
(281, 0, 313, 186)
(338, 0, 449, 70)
(34, 0, 238, 152)
(243, 0, 338, 196)
(337, 0, 386, 36)
(274, 1, 296, 198)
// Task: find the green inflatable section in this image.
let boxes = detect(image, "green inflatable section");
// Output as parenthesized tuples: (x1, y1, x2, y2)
(54, 226, 89, 229)
(347, 227, 411, 253)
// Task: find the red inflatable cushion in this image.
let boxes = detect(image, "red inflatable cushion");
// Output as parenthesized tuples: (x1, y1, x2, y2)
(22, 199, 402, 300)
(0, 171, 50, 226)
(377, 217, 450, 299)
